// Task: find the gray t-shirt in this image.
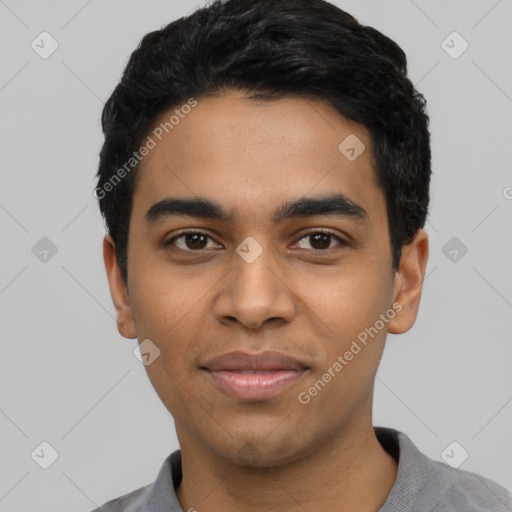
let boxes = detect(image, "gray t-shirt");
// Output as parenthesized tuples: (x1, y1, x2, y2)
(91, 427, 511, 511)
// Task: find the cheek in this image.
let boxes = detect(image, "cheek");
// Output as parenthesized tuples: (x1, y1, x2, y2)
(128, 256, 195, 336)
(128, 262, 221, 375)
(299, 265, 393, 409)
(142, 355, 200, 432)
(299, 261, 392, 342)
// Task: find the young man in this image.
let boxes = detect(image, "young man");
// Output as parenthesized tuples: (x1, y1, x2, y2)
(93, 0, 511, 510)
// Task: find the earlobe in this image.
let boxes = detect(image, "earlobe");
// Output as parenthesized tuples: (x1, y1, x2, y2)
(388, 229, 429, 335)
(103, 234, 137, 339)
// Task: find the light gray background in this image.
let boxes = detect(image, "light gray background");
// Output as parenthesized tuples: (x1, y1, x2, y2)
(0, 0, 511, 510)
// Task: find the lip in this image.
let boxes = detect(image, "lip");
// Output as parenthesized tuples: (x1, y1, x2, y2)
(200, 350, 310, 401)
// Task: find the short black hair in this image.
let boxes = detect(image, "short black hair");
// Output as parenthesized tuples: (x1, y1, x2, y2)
(95, 0, 431, 286)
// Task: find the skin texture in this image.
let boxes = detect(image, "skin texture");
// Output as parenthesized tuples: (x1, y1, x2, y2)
(103, 91, 429, 512)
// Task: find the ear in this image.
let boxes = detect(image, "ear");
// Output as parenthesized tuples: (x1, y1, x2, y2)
(103, 234, 137, 339)
(388, 228, 429, 335)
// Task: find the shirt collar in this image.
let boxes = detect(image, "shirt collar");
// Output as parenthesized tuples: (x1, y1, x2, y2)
(136, 426, 434, 512)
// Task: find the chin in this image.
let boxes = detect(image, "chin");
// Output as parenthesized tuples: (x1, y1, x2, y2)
(214, 432, 313, 470)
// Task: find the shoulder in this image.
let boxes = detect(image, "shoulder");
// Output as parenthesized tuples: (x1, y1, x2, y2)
(89, 450, 182, 512)
(375, 427, 511, 512)
(89, 483, 151, 512)
(427, 459, 511, 512)
(397, 429, 511, 511)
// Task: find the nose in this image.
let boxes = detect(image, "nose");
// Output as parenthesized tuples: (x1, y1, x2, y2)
(213, 241, 296, 330)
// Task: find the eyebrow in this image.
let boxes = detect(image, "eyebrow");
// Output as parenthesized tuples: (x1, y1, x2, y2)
(144, 193, 369, 225)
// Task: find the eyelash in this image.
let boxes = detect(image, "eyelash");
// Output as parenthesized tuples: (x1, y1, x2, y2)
(164, 229, 348, 253)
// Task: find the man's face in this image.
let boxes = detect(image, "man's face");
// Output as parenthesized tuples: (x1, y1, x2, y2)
(107, 91, 422, 467)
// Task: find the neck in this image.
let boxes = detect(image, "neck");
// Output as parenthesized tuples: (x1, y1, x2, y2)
(175, 421, 398, 512)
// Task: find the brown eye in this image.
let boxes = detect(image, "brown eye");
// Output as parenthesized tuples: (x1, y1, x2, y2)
(165, 232, 220, 251)
(295, 231, 347, 251)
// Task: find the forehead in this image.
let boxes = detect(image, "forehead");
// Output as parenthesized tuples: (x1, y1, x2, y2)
(132, 92, 383, 224)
